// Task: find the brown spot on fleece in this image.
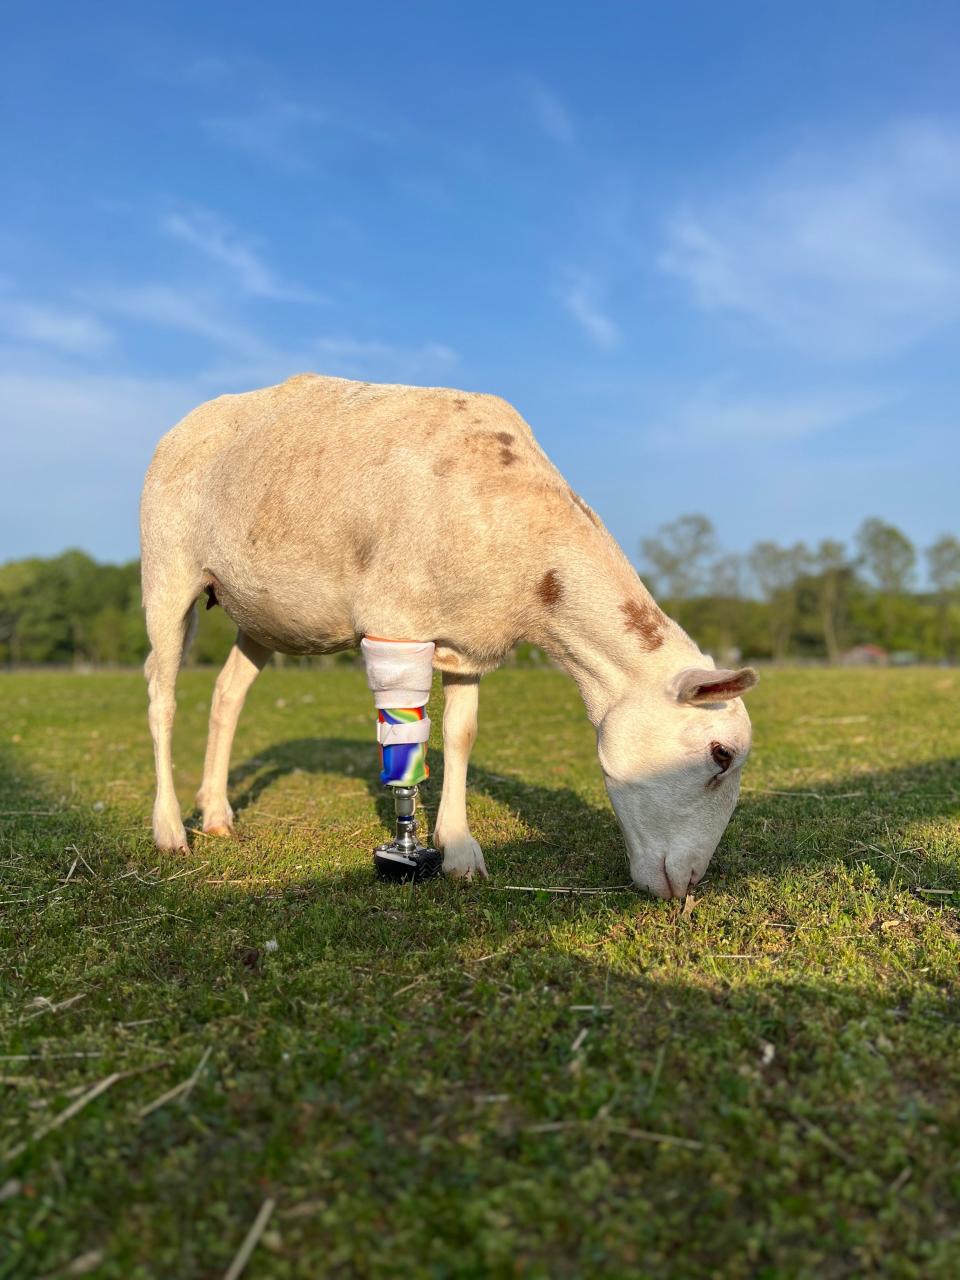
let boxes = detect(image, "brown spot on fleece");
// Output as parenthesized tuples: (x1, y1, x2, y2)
(538, 570, 563, 608)
(620, 598, 665, 649)
(353, 537, 374, 571)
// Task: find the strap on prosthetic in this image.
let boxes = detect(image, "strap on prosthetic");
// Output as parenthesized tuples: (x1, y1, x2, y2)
(360, 639, 435, 787)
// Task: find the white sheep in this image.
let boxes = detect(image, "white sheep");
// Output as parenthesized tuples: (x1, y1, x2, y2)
(141, 373, 756, 897)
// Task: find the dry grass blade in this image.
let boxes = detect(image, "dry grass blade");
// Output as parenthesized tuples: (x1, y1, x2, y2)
(3, 1061, 169, 1163)
(3, 1072, 122, 1164)
(161, 861, 210, 882)
(21, 992, 86, 1023)
(0, 809, 64, 816)
(606, 1124, 712, 1151)
(524, 1120, 587, 1134)
(523, 1119, 711, 1151)
(139, 1046, 213, 1119)
(65, 846, 97, 877)
(0, 1051, 110, 1062)
(222, 1197, 276, 1280)
(743, 789, 865, 800)
(60, 1248, 104, 1276)
(493, 883, 633, 895)
(392, 974, 427, 998)
(800, 1119, 856, 1167)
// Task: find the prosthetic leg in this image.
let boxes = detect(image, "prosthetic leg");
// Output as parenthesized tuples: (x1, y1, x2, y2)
(361, 638, 443, 882)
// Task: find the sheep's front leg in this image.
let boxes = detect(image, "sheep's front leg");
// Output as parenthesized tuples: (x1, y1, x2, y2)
(433, 672, 486, 880)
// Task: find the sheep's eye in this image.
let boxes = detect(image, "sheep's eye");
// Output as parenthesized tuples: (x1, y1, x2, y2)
(710, 742, 734, 774)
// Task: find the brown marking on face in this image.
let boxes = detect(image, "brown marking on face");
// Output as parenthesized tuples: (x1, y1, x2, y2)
(500, 447, 516, 466)
(538, 569, 563, 608)
(453, 397, 468, 411)
(471, 416, 483, 425)
(432, 454, 456, 477)
(496, 431, 514, 445)
(567, 486, 601, 528)
(620, 599, 666, 649)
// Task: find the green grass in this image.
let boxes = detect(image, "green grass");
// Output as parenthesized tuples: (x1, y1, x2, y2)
(1, 665, 959, 1278)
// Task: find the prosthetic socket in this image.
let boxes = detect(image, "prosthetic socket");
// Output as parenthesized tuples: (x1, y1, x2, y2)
(360, 638, 434, 786)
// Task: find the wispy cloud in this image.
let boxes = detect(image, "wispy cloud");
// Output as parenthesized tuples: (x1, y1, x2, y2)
(181, 55, 249, 86)
(91, 283, 270, 359)
(558, 269, 619, 347)
(88, 278, 457, 384)
(203, 99, 328, 171)
(0, 297, 114, 356)
(0, 330, 457, 559)
(205, 337, 458, 389)
(314, 337, 457, 378)
(0, 351, 204, 558)
(659, 120, 960, 358)
(646, 386, 886, 451)
(162, 209, 324, 303)
(522, 76, 576, 146)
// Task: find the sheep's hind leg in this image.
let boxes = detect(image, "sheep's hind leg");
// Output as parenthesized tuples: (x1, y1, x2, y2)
(197, 630, 272, 836)
(144, 590, 198, 852)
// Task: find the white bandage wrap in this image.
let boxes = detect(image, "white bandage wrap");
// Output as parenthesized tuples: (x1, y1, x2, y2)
(360, 638, 435, 709)
(377, 717, 432, 746)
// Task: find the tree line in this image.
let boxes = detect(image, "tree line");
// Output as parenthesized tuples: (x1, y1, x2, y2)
(640, 515, 960, 663)
(0, 551, 235, 668)
(1, 517, 958, 667)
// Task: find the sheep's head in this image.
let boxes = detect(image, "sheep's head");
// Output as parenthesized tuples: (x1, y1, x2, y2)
(598, 666, 758, 898)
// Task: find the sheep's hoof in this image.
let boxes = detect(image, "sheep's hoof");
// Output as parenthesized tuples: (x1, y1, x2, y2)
(202, 823, 235, 838)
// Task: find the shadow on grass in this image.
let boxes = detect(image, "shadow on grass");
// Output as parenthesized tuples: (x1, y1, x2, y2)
(2, 719, 958, 898)
(221, 735, 960, 891)
(223, 735, 626, 882)
(3, 741, 960, 1277)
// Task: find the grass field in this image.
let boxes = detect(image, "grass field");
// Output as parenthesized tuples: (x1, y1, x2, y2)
(1, 664, 958, 1278)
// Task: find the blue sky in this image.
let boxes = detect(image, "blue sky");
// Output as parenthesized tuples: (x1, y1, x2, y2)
(2, 1, 959, 574)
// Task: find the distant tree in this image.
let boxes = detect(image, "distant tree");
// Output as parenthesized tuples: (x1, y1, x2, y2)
(87, 604, 127, 666)
(812, 539, 849, 663)
(0, 560, 38, 665)
(191, 604, 237, 666)
(855, 518, 916, 647)
(707, 552, 745, 659)
(640, 514, 717, 600)
(711, 552, 743, 599)
(748, 540, 809, 661)
(855, 518, 916, 593)
(926, 533, 960, 658)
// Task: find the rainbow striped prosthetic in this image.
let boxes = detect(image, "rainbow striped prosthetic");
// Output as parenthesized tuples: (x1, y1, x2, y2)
(377, 706, 430, 786)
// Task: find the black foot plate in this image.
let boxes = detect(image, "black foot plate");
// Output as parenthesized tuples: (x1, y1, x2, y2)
(374, 843, 443, 883)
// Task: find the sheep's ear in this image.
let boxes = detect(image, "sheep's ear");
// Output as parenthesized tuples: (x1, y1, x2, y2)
(675, 667, 759, 705)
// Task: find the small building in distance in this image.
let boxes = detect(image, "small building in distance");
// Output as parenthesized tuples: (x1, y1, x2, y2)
(841, 643, 888, 666)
